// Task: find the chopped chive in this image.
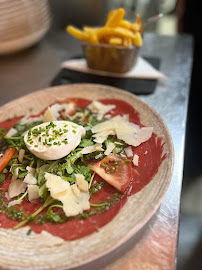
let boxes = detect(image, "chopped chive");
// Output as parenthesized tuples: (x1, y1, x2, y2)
(101, 164, 107, 168)
(26, 229, 32, 235)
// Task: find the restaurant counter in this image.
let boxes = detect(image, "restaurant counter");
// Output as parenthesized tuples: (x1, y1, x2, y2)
(0, 32, 193, 269)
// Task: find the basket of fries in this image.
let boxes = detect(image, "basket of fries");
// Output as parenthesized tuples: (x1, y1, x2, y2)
(66, 8, 143, 73)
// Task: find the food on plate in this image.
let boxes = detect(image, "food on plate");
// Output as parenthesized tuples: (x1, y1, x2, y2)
(66, 8, 143, 47)
(0, 97, 166, 240)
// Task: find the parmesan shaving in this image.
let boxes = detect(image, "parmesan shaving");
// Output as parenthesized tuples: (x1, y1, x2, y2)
(133, 154, 139, 166)
(75, 174, 89, 192)
(45, 173, 70, 196)
(43, 104, 63, 122)
(71, 184, 80, 197)
(81, 143, 104, 154)
(92, 115, 153, 147)
(8, 200, 21, 208)
(124, 146, 133, 157)
(11, 168, 19, 182)
(8, 179, 27, 199)
(19, 115, 42, 125)
(6, 128, 17, 137)
(24, 167, 37, 185)
(24, 173, 37, 185)
(104, 142, 115, 155)
(45, 173, 90, 217)
(62, 103, 76, 115)
(87, 101, 116, 117)
(18, 149, 25, 163)
(28, 185, 39, 201)
(43, 102, 76, 123)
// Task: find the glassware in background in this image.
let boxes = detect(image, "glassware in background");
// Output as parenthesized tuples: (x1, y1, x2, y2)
(0, 0, 51, 55)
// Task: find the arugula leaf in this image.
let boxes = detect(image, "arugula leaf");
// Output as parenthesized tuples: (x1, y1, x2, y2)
(13, 196, 54, 230)
(74, 165, 92, 182)
(39, 184, 49, 200)
(79, 138, 94, 148)
(0, 172, 6, 184)
(37, 164, 50, 186)
(14, 121, 42, 136)
(46, 205, 67, 223)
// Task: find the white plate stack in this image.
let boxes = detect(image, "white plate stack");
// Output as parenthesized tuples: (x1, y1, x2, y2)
(0, 0, 51, 55)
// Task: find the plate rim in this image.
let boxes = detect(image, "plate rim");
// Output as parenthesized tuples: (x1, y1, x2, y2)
(0, 83, 174, 269)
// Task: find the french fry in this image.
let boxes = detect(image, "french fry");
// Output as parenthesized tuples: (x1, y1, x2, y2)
(88, 32, 99, 44)
(108, 37, 122, 46)
(83, 27, 99, 43)
(97, 26, 135, 40)
(105, 8, 125, 27)
(83, 26, 98, 33)
(66, 25, 89, 41)
(132, 15, 143, 33)
(123, 38, 133, 47)
(118, 19, 132, 29)
(133, 32, 142, 47)
(66, 8, 143, 48)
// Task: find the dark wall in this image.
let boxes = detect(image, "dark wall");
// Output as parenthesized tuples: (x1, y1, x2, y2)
(48, 0, 109, 29)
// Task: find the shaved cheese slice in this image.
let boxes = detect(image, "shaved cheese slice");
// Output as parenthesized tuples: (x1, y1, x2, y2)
(87, 100, 115, 117)
(24, 173, 37, 185)
(133, 154, 139, 166)
(93, 136, 107, 144)
(26, 166, 36, 175)
(6, 128, 17, 137)
(11, 168, 19, 182)
(43, 102, 76, 123)
(43, 103, 63, 122)
(124, 146, 133, 157)
(28, 185, 39, 201)
(81, 143, 104, 154)
(92, 115, 153, 148)
(45, 173, 90, 217)
(18, 149, 25, 163)
(104, 142, 115, 155)
(24, 167, 37, 185)
(19, 115, 42, 125)
(95, 153, 103, 159)
(93, 130, 115, 144)
(104, 114, 111, 119)
(75, 174, 88, 192)
(135, 127, 153, 144)
(7, 200, 21, 208)
(62, 103, 76, 115)
(91, 119, 117, 133)
(92, 130, 115, 138)
(57, 188, 90, 217)
(45, 173, 70, 196)
(71, 184, 80, 197)
(8, 179, 27, 199)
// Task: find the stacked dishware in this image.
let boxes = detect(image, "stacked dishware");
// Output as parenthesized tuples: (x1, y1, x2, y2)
(0, 0, 51, 55)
